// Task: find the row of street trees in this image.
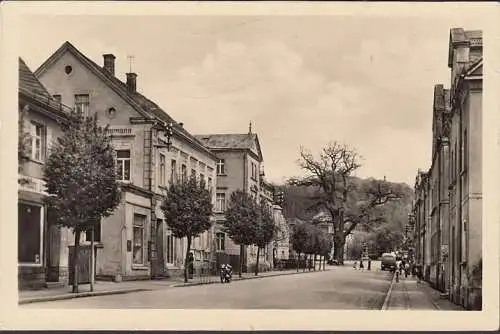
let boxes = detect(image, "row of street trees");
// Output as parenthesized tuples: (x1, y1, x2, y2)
(28, 108, 278, 290)
(291, 222, 332, 272)
(223, 190, 277, 277)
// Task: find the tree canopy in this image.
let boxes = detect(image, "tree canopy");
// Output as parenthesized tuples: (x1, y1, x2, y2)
(161, 175, 213, 282)
(287, 141, 412, 263)
(43, 110, 121, 292)
(161, 175, 213, 240)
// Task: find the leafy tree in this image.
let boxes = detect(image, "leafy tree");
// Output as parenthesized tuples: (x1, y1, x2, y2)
(44, 110, 121, 293)
(291, 222, 311, 272)
(18, 105, 31, 186)
(253, 199, 276, 275)
(289, 142, 406, 264)
(161, 174, 213, 283)
(222, 190, 258, 277)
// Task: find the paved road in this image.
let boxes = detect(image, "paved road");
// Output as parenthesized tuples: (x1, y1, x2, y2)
(23, 262, 392, 309)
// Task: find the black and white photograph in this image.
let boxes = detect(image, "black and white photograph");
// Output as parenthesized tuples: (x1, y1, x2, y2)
(1, 1, 498, 331)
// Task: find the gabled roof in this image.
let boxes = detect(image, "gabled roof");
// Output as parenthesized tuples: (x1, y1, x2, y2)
(194, 133, 264, 161)
(34, 41, 214, 157)
(19, 57, 51, 98)
(19, 57, 70, 116)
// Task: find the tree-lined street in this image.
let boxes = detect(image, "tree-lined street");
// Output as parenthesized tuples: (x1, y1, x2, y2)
(23, 263, 393, 309)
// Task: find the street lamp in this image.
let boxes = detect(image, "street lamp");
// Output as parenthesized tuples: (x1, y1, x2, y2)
(154, 121, 174, 151)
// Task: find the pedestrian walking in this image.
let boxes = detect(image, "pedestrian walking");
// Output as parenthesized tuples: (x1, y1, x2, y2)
(404, 262, 410, 278)
(367, 259, 371, 271)
(359, 259, 364, 271)
(353, 260, 357, 270)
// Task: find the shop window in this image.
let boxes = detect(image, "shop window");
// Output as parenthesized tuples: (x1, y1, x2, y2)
(133, 214, 146, 265)
(18, 203, 42, 264)
(165, 228, 175, 264)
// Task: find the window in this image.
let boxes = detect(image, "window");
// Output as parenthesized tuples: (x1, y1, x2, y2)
(200, 173, 205, 186)
(207, 177, 212, 192)
(85, 219, 101, 242)
(170, 159, 177, 183)
(191, 169, 196, 179)
(181, 164, 187, 183)
(216, 193, 226, 212)
(216, 232, 225, 251)
(53, 94, 61, 102)
(31, 122, 46, 162)
(116, 150, 131, 181)
(251, 162, 257, 180)
(18, 203, 42, 264)
(74, 94, 90, 117)
(216, 159, 225, 175)
(159, 153, 166, 186)
(165, 228, 175, 264)
(133, 214, 146, 265)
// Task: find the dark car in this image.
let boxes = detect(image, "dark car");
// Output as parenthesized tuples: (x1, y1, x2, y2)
(381, 253, 396, 271)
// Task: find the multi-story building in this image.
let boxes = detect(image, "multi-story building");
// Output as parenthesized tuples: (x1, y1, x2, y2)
(32, 41, 218, 282)
(18, 58, 73, 288)
(412, 28, 482, 310)
(447, 28, 482, 309)
(195, 128, 277, 272)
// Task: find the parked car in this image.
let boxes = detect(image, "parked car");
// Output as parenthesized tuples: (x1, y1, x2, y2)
(381, 253, 396, 271)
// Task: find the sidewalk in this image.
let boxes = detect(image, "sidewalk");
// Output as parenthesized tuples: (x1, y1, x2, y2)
(384, 274, 465, 310)
(19, 268, 326, 305)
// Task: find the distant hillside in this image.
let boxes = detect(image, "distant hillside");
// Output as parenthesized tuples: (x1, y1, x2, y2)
(275, 176, 413, 221)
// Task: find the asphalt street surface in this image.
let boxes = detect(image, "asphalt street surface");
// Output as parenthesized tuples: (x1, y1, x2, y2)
(23, 261, 393, 309)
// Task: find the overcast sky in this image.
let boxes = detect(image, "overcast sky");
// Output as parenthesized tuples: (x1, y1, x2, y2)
(18, 13, 485, 186)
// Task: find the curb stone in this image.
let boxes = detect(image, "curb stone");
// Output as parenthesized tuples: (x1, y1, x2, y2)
(19, 269, 330, 304)
(381, 271, 396, 310)
(19, 288, 152, 305)
(171, 269, 330, 288)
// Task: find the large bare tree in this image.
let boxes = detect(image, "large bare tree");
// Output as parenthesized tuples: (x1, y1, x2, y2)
(289, 142, 403, 264)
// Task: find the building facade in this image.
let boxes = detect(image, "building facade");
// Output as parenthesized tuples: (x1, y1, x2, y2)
(195, 129, 281, 272)
(18, 58, 73, 289)
(412, 28, 482, 310)
(32, 41, 218, 283)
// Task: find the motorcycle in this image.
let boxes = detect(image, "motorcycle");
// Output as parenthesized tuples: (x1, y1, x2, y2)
(220, 264, 232, 283)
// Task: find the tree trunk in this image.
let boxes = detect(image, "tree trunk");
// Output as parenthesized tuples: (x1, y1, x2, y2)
(334, 230, 345, 265)
(296, 253, 300, 272)
(239, 244, 244, 278)
(323, 255, 326, 270)
(303, 254, 306, 272)
(255, 247, 260, 276)
(313, 254, 317, 271)
(184, 236, 192, 283)
(72, 229, 81, 293)
(90, 227, 95, 292)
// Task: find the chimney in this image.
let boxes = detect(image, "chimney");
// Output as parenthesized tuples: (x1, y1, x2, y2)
(103, 54, 116, 76)
(126, 73, 137, 93)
